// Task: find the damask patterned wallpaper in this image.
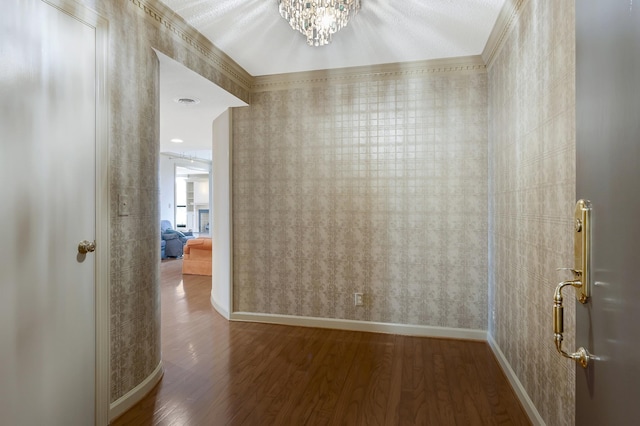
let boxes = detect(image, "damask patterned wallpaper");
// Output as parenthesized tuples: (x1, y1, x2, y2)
(96, 0, 575, 418)
(92, 0, 252, 404)
(233, 67, 489, 329)
(487, 0, 576, 424)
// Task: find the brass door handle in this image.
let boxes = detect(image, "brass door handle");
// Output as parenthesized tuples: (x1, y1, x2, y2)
(552, 199, 595, 368)
(78, 240, 96, 254)
(553, 279, 591, 368)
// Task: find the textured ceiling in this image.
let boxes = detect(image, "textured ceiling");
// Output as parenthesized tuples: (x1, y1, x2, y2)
(159, 0, 506, 76)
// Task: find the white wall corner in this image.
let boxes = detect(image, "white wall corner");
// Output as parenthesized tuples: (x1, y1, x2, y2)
(211, 293, 230, 319)
(211, 109, 233, 317)
(487, 334, 545, 426)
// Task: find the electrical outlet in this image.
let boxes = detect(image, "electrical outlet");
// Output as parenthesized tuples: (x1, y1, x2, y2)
(354, 292, 364, 306)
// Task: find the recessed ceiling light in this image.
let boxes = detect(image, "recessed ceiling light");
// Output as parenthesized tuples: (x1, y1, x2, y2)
(170, 138, 184, 143)
(173, 97, 200, 106)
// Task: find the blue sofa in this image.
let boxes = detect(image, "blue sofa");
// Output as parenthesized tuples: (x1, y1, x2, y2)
(161, 220, 194, 258)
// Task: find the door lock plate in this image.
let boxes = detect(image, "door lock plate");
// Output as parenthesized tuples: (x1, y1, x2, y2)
(573, 199, 592, 303)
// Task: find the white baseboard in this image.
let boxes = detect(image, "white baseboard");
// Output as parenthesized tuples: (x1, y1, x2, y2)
(230, 312, 487, 341)
(109, 361, 164, 422)
(488, 335, 545, 426)
(211, 293, 230, 319)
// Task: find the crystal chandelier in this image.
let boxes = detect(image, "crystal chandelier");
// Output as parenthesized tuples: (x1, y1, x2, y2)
(278, 0, 361, 47)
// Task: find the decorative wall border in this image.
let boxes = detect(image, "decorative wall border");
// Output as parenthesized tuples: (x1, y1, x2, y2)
(482, 0, 528, 69)
(127, 0, 522, 95)
(130, 0, 253, 100)
(251, 55, 487, 93)
(128, 0, 513, 96)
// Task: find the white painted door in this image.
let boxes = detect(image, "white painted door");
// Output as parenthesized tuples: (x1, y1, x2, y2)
(0, 1, 97, 424)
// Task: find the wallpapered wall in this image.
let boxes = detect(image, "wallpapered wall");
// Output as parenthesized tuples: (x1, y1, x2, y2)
(87, 0, 251, 403)
(487, 0, 576, 425)
(80, 0, 575, 418)
(233, 68, 488, 329)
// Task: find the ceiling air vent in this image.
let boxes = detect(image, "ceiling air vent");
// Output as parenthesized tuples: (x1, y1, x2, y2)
(174, 97, 200, 105)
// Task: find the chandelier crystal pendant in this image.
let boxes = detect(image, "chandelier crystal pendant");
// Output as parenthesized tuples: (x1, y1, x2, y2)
(278, 0, 360, 47)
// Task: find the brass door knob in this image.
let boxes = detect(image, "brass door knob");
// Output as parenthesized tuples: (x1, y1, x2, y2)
(78, 240, 96, 254)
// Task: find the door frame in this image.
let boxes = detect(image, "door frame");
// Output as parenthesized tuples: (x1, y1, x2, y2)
(43, 1, 110, 425)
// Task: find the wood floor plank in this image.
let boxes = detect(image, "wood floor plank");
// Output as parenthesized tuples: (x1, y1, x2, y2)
(398, 336, 440, 425)
(261, 330, 360, 425)
(111, 259, 531, 425)
(360, 335, 396, 426)
(328, 333, 397, 425)
(383, 339, 403, 426)
(231, 327, 325, 424)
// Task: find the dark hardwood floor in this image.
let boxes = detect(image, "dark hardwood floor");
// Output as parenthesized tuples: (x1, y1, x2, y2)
(111, 259, 530, 425)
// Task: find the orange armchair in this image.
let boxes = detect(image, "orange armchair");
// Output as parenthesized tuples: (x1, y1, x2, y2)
(182, 237, 212, 276)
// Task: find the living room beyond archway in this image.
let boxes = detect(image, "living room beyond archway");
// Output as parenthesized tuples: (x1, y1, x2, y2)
(156, 50, 247, 318)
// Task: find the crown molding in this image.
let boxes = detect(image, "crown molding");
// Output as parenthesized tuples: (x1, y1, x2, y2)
(129, 0, 254, 97)
(482, 0, 528, 69)
(251, 55, 487, 93)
